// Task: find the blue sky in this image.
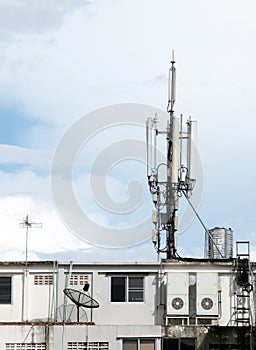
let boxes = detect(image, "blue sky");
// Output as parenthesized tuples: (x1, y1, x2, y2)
(0, 103, 34, 146)
(1, 0, 256, 262)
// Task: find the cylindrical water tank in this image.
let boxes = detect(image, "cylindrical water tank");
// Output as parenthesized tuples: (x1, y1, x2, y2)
(208, 227, 233, 259)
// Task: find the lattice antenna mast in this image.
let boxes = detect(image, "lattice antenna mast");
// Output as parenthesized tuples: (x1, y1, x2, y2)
(146, 53, 198, 259)
(19, 215, 42, 270)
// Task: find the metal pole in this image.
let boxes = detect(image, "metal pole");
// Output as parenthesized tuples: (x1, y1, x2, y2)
(25, 226, 28, 272)
(166, 55, 177, 259)
(77, 305, 80, 323)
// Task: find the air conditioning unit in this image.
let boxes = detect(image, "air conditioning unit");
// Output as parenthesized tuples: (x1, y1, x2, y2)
(167, 272, 189, 315)
(197, 295, 218, 315)
(196, 273, 218, 316)
(168, 294, 188, 315)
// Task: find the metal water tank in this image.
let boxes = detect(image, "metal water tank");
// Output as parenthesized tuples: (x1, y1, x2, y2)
(208, 227, 233, 259)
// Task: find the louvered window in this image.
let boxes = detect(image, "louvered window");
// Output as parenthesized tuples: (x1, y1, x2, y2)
(70, 274, 89, 286)
(67, 342, 109, 350)
(34, 275, 53, 285)
(5, 344, 46, 350)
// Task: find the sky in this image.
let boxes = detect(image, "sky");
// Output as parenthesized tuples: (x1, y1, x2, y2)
(0, 0, 256, 262)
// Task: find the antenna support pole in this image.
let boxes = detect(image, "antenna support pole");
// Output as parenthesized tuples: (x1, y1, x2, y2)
(166, 54, 178, 259)
(19, 215, 42, 271)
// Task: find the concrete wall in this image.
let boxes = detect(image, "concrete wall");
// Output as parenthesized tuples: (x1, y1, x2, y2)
(93, 272, 158, 325)
(164, 325, 255, 349)
(0, 262, 162, 325)
(0, 324, 162, 350)
(0, 260, 255, 350)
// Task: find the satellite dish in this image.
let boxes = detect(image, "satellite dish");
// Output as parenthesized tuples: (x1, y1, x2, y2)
(63, 288, 99, 322)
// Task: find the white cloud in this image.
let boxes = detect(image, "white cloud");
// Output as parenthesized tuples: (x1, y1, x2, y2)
(0, 195, 91, 257)
(0, 193, 157, 262)
(1, 0, 256, 130)
(0, 160, 153, 255)
(0, 170, 49, 196)
(0, 144, 51, 167)
(0, 0, 92, 38)
(0, 248, 40, 262)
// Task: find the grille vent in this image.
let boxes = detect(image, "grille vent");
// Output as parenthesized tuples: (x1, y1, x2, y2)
(67, 342, 109, 350)
(70, 274, 89, 286)
(34, 275, 53, 285)
(6, 344, 46, 350)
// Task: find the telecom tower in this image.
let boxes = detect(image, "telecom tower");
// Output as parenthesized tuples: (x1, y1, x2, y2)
(146, 55, 197, 259)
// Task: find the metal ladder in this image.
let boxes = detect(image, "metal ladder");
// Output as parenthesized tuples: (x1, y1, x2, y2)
(234, 241, 252, 326)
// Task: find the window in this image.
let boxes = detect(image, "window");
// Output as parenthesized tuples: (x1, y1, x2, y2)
(180, 338, 195, 350)
(111, 277, 126, 302)
(140, 340, 155, 350)
(0, 276, 11, 304)
(123, 340, 137, 350)
(111, 276, 144, 302)
(129, 277, 144, 302)
(163, 338, 195, 350)
(163, 339, 178, 350)
(123, 339, 154, 350)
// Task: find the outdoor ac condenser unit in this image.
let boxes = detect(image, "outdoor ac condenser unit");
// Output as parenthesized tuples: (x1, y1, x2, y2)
(196, 272, 218, 315)
(167, 272, 189, 315)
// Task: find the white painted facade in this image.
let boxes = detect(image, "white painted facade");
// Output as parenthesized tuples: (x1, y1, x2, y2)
(0, 259, 254, 349)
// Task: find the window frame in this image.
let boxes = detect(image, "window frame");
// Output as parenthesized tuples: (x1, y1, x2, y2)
(110, 275, 145, 303)
(0, 275, 12, 305)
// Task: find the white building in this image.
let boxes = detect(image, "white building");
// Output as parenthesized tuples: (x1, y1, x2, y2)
(0, 254, 255, 350)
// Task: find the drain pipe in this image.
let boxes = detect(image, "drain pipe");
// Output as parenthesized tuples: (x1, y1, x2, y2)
(54, 260, 59, 322)
(63, 261, 73, 322)
(218, 288, 222, 320)
(22, 265, 29, 322)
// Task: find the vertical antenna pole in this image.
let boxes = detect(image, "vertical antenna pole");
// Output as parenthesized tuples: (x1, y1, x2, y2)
(146, 118, 152, 178)
(19, 215, 42, 322)
(166, 51, 179, 259)
(187, 118, 197, 193)
(170, 50, 176, 114)
(153, 114, 157, 170)
(19, 215, 42, 271)
(25, 223, 28, 270)
(180, 114, 183, 169)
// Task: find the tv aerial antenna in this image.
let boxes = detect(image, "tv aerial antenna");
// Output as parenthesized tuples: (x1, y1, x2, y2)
(63, 282, 99, 322)
(19, 215, 42, 270)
